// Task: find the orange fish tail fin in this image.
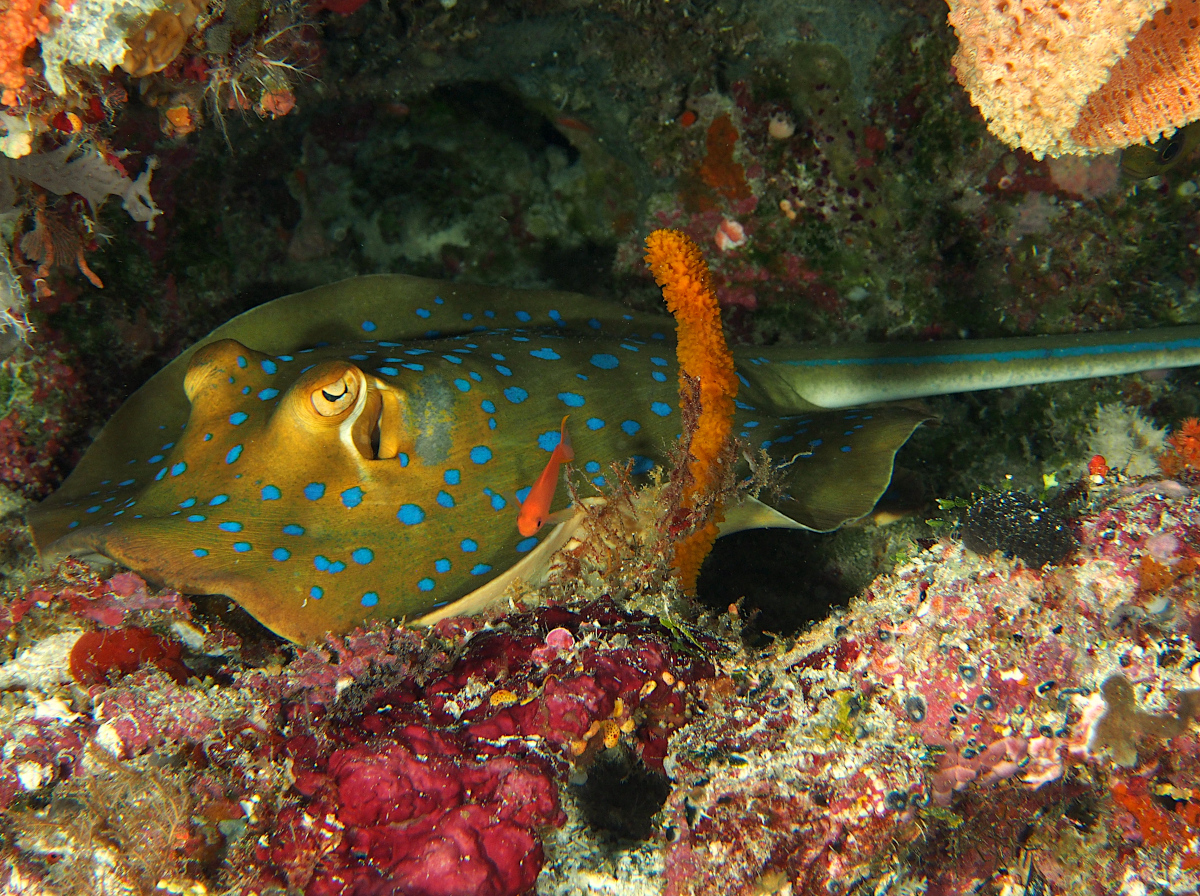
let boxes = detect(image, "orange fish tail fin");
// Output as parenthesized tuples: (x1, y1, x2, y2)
(558, 415, 575, 462)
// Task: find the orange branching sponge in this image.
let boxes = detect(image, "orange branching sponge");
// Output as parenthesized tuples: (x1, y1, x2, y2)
(644, 228, 738, 593)
(1158, 417, 1200, 478)
(0, 0, 50, 106)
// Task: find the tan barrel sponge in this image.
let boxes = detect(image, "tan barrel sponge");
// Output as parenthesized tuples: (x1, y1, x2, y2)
(948, 0, 1200, 158)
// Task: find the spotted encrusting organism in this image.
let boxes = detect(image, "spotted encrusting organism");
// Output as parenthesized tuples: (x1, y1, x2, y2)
(27, 274, 1200, 641)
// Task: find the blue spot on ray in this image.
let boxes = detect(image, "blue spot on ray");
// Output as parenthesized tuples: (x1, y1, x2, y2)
(398, 504, 425, 525)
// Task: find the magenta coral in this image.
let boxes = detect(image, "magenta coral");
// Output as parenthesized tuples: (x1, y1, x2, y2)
(246, 602, 714, 895)
(281, 737, 560, 896)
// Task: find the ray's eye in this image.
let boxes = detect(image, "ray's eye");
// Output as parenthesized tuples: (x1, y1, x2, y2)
(311, 373, 359, 416)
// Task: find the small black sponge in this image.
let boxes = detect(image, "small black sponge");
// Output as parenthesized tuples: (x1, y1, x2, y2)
(958, 491, 1078, 568)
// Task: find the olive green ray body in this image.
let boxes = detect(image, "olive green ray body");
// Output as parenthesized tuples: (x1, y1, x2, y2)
(29, 275, 928, 641)
(35, 273, 1200, 642)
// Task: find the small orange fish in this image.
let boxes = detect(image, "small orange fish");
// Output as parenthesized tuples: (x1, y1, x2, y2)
(518, 416, 575, 537)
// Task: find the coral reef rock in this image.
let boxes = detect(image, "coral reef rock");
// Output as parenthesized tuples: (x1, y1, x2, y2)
(665, 479, 1200, 894)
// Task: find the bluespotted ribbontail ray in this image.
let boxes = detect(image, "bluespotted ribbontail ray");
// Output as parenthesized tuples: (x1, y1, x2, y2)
(26, 274, 1200, 641)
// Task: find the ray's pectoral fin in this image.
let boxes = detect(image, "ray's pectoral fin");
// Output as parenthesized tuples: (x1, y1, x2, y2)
(33, 338, 272, 561)
(768, 405, 934, 532)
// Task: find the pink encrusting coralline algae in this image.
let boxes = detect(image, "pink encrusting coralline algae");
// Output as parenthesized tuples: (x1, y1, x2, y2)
(664, 479, 1200, 895)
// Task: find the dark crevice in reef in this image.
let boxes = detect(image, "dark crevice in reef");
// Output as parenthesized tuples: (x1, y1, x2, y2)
(572, 747, 672, 843)
(697, 529, 856, 643)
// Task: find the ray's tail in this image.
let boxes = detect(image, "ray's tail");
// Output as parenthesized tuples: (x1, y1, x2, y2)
(737, 326, 1200, 412)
